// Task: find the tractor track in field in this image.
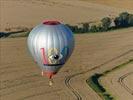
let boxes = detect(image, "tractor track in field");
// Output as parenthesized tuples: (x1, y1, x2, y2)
(118, 72, 133, 95)
(0, 61, 33, 75)
(64, 49, 133, 100)
(0, 67, 35, 75)
(65, 74, 82, 100)
(0, 61, 61, 99)
(1, 50, 132, 100)
(1, 83, 62, 99)
(0, 74, 43, 96)
(0, 73, 40, 90)
(18, 89, 62, 100)
(0, 60, 31, 69)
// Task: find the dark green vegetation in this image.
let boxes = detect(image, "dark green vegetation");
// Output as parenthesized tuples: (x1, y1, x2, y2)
(66, 12, 133, 33)
(86, 59, 133, 100)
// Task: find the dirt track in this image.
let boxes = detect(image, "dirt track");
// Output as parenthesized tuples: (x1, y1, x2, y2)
(65, 50, 133, 100)
(100, 63, 133, 100)
(0, 27, 133, 100)
(118, 72, 133, 95)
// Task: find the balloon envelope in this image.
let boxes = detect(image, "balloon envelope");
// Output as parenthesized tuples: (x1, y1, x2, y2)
(27, 21, 74, 78)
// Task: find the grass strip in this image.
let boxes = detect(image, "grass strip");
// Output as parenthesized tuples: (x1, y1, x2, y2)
(86, 59, 133, 100)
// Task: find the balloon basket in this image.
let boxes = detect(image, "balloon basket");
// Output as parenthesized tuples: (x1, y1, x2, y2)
(49, 79, 53, 86)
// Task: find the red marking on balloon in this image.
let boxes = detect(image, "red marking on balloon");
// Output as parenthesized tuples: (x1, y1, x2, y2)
(34, 60, 37, 63)
(41, 48, 48, 64)
(43, 21, 60, 25)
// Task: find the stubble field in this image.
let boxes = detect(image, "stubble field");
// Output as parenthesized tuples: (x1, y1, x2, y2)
(0, 28, 133, 100)
(1, 0, 133, 100)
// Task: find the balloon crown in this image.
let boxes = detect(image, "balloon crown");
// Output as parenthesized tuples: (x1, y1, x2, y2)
(43, 21, 61, 25)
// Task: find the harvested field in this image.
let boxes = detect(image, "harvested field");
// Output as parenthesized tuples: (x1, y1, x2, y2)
(83, 0, 133, 10)
(1, 0, 133, 32)
(100, 63, 133, 100)
(0, 28, 133, 100)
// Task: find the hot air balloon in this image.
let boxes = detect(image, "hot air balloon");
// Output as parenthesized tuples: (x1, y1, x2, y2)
(27, 21, 74, 85)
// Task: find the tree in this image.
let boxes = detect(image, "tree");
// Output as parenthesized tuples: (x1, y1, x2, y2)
(97, 24, 104, 32)
(119, 12, 129, 27)
(82, 23, 89, 32)
(114, 17, 121, 27)
(128, 14, 133, 26)
(90, 25, 98, 32)
(101, 17, 111, 31)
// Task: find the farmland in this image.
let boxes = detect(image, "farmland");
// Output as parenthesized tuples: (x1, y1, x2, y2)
(1, 27, 133, 100)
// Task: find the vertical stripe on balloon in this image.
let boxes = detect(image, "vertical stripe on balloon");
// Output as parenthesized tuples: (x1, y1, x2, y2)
(61, 46, 69, 62)
(41, 48, 48, 64)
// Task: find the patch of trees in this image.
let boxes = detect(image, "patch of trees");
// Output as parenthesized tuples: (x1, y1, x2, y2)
(66, 12, 133, 33)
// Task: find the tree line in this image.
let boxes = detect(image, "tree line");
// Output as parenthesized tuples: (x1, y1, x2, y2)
(1, 12, 133, 38)
(66, 12, 133, 33)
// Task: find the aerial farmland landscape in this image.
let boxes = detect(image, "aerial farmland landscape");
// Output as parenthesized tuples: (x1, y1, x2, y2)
(0, 0, 133, 100)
